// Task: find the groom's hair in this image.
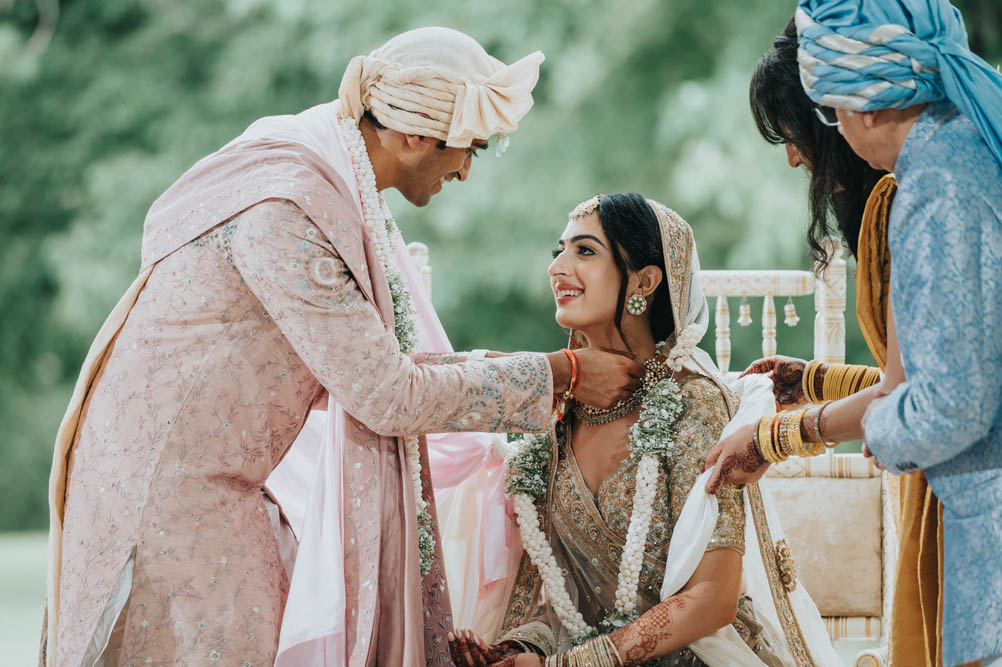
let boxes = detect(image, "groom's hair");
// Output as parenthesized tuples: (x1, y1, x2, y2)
(749, 17, 885, 266)
(363, 109, 450, 150)
(597, 193, 674, 352)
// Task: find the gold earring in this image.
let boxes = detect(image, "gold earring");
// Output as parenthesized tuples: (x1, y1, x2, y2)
(626, 293, 647, 315)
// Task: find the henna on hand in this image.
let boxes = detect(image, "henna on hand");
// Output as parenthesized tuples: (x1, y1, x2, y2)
(739, 356, 807, 409)
(800, 406, 818, 443)
(609, 593, 692, 665)
(449, 630, 502, 666)
(771, 358, 806, 409)
(708, 439, 766, 494)
(739, 357, 778, 378)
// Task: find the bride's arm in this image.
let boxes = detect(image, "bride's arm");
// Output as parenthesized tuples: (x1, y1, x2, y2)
(608, 549, 743, 665)
(606, 380, 745, 663)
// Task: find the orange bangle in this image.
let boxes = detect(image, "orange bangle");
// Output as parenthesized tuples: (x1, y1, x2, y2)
(562, 348, 580, 397)
(556, 348, 579, 422)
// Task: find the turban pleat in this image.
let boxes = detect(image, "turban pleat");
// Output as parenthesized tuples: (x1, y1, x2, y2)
(337, 27, 544, 149)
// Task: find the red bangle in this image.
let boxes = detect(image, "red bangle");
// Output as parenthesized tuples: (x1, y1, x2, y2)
(561, 348, 580, 397)
(556, 348, 580, 422)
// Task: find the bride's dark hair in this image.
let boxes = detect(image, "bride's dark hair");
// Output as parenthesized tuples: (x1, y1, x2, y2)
(596, 193, 675, 348)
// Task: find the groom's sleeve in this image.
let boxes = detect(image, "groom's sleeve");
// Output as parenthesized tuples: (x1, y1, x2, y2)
(230, 199, 553, 436)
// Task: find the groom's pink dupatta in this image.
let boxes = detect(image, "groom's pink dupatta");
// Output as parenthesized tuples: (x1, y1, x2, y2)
(263, 103, 517, 663)
(44, 95, 517, 664)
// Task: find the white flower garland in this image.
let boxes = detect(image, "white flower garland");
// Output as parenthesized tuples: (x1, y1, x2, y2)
(339, 118, 433, 576)
(506, 374, 685, 642)
(664, 323, 703, 373)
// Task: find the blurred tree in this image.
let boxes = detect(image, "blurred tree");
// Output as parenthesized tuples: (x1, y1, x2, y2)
(1, 0, 999, 530)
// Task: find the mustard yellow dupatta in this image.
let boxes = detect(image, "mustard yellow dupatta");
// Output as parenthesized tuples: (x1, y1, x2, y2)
(858, 174, 947, 667)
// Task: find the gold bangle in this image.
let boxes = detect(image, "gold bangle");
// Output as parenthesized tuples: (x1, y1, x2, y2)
(769, 412, 785, 460)
(836, 364, 851, 400)
(788, 407, 811, 457)
(803, 405, 825, 456)
(862, 366, 882, 390)
(839, 366, 854, 399)
(758, 414, 782, 463)
(834, 364, 854, 400)
(777, 410, 799, 458)
(787, 407, 810, 456)
(821, 363, 838, 401)
(603, 636, 624, 667)
(812, 361, 825, 403)
(776, 412, 790, 458)
(815, 400, 839, 448)
(770, 413, 787, 462)
(825, 364, 881, 400)
(803, 360, 818, 403)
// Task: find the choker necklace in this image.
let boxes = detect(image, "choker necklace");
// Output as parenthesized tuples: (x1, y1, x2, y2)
(573, 392, 642, 425)
(573, 358, 672, 426)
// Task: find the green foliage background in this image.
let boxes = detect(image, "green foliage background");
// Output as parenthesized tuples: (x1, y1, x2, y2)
(1, 0, 999, 531)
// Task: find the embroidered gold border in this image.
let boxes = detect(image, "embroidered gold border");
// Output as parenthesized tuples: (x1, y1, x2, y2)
(648, 201, 694, 332)
(746, 483, 818, 667)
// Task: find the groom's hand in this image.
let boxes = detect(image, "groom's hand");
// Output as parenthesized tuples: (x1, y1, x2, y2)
(569, 348, 644, 409)
(704, 424, 770, 493)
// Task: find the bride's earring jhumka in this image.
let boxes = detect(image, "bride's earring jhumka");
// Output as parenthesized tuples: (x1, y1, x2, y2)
(626, 293, 647, 316)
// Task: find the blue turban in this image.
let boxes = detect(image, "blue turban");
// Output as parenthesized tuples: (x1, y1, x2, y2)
(796, 0, 1002, 167)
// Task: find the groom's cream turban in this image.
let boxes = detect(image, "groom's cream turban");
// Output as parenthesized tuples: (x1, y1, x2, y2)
(338, 27, 545, 148)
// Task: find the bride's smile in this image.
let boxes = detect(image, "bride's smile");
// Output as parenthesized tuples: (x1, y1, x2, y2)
(548, 204, 664, 356)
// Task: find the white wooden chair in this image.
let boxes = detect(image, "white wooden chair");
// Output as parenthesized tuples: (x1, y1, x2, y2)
(408, 239, 894, 667)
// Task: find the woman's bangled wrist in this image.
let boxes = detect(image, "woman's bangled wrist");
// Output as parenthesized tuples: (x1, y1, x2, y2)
(813, 363, 881, 401)
(802, 360, 828, 404)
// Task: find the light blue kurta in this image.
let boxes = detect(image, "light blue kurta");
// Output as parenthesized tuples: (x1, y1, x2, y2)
(864, 100, 1002, 666)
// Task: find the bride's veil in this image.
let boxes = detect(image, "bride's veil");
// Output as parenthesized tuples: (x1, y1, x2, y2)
(441, 197, 841, 666)
(647, 200, 840, 666)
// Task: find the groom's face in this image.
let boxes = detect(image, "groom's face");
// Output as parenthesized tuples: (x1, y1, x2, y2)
(548, 213, 622, 337)
(395, 136, 488, 206)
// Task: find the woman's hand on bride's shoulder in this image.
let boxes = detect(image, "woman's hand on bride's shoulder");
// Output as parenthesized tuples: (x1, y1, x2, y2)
(704, 423, 770, 494)
(740, 355, 808, 410)
(572, 347, 644, 409)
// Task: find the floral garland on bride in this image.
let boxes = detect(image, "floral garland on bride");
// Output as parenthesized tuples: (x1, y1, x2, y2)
(339, 116, 434, 577)
(505, 369, 685, 642)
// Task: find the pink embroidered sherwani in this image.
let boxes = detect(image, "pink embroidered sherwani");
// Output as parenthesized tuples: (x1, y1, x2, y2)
(46, 102, 553, 666)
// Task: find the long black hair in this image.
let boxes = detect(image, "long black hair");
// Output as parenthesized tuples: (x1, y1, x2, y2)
(594, 193, 675, 349)
(750, 18, 886, 264)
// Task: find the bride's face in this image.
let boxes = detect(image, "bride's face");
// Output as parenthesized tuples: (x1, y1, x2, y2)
(547, 212, 623, 334)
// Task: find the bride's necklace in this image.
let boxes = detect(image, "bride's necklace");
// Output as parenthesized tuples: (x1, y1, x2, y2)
(505, 359, 684, 642)
(573, 358, 672, 426)
(338, 116, 435, 577)
(572, 393, 642, 425)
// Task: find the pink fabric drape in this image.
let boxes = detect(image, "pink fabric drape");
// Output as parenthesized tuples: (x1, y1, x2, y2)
(267, 101, 513, 664)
